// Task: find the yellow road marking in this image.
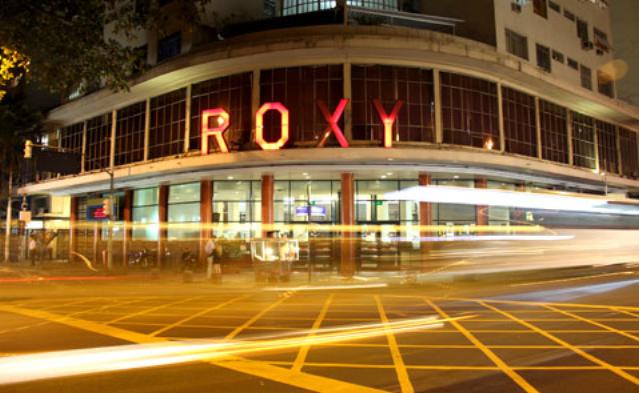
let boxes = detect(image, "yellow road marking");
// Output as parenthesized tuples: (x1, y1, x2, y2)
(106, 296, 205, 324)
(225, 295, 293, 340)
(149, 295, 249, 337)
(544, 305, 639, 343)
(615, 309, 639, 319)
(293, 294, 334, 372)
(375, 296, 414, 393)
(0, 303, 386, 393)
(426, 299, 538, 393)
(479, 301, 639, 386)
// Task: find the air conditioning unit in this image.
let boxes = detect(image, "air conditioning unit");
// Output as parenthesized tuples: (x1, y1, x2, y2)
(582, 41, 594, 50)
(511, 2, 523, 12)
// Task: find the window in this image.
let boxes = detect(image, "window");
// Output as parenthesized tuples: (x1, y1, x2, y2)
(536, 44, 551, 72)
(596, 120, 618, 175)
(282, 0, 398, 15)
(580, 65, 592, 90)
(597, 70, 614, 98)
(563, 9, 575, 21)
(213, 181, 262, 233)
(619, 128, 639, 178)
(133, 187, 159, 241)
(533, 0, 547, 18)
(548, 1, 560, 13)
(149, 88, 186, 159)
(502, 87, 537, 158)
(572, 112, 596, 170)
(275, 180, 340, 225)
(432, 178, 476, 226)
(505, 29, 529, 60)
(60, 122, 83, 155)
(356, 180, 416, 224)
(190, 72, 252, 152)
(157, 32, 181, 63)
(168, 183, 200, 239)
(115, 101, 145, 165)
(352, 65, 434, 143)
(551, 50, 564, 63)
(577, 18, 589, 43)
(264, 0, 277, 17)
(261, 65, 343, 145)
(441, 72, 500, 150)
(593, 28, 610, 52)
(567, 58, 579, 70)
(539, 100, 568, 164)
(84, 113, 112, 172)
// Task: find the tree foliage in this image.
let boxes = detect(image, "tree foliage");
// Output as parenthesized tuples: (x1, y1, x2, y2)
(0, 0, 211, 98)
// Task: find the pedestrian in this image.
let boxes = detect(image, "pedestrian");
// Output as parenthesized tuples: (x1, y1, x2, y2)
(28, 236, 38, 266)
(205, 235, 221, 282)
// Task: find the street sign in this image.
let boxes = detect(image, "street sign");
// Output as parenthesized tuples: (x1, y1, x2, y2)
(33, 148, 81, 175)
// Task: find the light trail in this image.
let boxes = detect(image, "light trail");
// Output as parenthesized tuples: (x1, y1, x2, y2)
(0, 315, 471, 385)
(263, 283, 388, 291)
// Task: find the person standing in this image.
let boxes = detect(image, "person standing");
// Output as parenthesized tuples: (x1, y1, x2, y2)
(28, 236, 38, 266)
(205, 235, 221, 282)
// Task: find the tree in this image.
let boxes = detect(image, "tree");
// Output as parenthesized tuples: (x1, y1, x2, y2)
(0, 0, 212, 99)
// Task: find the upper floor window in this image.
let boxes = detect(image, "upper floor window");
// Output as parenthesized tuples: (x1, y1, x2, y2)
(548, 1, 560, 13)
(597, 70, 614, 98)
(536, 44, 551, 72)
(282, 0, 398, 16)
(533, 0, 548, 18)
(580, 65, 592, 90)
(157, 32, 181, 63)
(505, 29, 528, 60)
(577, 18, 589, 44)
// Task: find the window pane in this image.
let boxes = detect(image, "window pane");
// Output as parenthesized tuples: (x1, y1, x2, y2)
(134, 188, 159, 206)
(168, 202, 200, 222)
(169, 183, 200, 203)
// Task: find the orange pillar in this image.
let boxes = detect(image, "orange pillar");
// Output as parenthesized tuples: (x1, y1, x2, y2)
(261, 174, 274, 237)
(475, 177, 488, 227)
(340, 172, 355, 277)
(200, 180, 213, 266)
(157, 184, 169, 268)
(69, 196, 78, 263)
(122, 190, 133, 268)
(418, 173, 432, 269)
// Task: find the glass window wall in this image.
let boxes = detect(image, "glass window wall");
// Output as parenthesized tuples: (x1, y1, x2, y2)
(132, 187, 159, 241)
(168, 183, 201, 240)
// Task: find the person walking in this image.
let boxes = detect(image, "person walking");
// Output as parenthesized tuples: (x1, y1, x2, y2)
(205, 235, 222, 282)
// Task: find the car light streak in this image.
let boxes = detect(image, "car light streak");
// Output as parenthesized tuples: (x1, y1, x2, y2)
(263, 283, 388, 291)
(384, 185, 639, 216)
(0, 315, 470, 385)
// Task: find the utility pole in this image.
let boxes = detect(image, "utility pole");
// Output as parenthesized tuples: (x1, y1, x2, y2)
(107, 169, 115, 272)
(4, 168, 13, 263)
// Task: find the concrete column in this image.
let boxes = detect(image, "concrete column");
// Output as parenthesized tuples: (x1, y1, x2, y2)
(475, 177, 488, 226)
(340, 172, 355, 277)
(69, 196, 79, 263)
(418, 173, 432, 271)
(261, 174, 274, 237)
(343, 63, 353, 140)
(122, 190, 133, 268)
(433, 70, 443, 144)
(199, 180, 212, 266)
(497, 83, 505, 152)
(157, 184, 169, 268)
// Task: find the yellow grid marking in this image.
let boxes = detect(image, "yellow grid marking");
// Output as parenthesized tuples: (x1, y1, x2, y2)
(106, 296, 205, 324)
(292, 294, 334, 372)
(225, 295, 293, 341)
(0, 301, 386, 393)
(479, 301, 639, 387)
(615, 309, 639, 319)
(426, 299, 538, 393)
(375, 295, 414, 393)
(149, 295, 249, 337)
(544, 305, 639, 343)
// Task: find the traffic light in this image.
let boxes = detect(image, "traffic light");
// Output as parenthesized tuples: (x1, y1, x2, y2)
(24, 140, 32, 159)
(102, 198, 111, 217)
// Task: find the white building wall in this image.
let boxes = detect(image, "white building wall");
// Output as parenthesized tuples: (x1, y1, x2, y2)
(494, 0, 613, 95)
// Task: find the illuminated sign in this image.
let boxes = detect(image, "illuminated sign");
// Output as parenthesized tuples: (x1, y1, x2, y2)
(201, 99, 404, 153)
(295, 206, 327, 217)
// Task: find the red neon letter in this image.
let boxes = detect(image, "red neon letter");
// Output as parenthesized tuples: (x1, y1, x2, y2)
(373, 100, 404, 148)
(201, 108, 230, 154)
(255, 102, 289, 150)
(317, 99, 349, 148)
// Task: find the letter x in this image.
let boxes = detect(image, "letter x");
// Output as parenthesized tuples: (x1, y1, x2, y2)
(317, 99, 349, 148)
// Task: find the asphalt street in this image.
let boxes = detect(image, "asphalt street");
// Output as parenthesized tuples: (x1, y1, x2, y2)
(0, 266, 639, 393)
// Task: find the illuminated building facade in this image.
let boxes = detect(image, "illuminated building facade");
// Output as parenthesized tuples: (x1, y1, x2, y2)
(19, 0, 639, 273)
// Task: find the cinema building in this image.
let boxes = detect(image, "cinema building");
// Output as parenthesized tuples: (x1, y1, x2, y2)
(16, 0, 639, 273)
